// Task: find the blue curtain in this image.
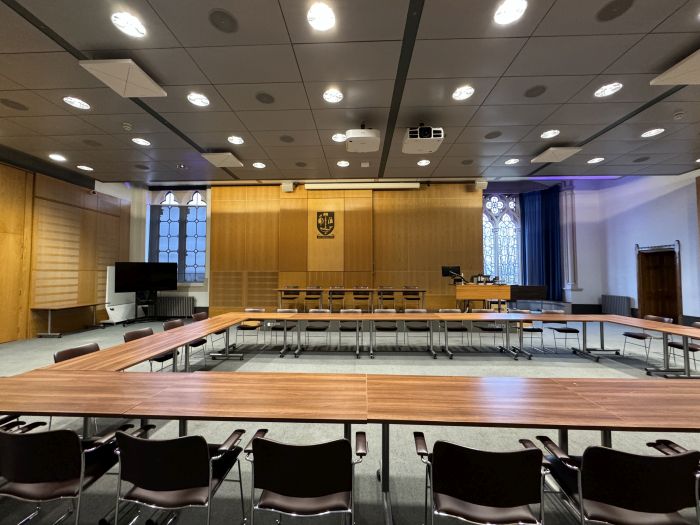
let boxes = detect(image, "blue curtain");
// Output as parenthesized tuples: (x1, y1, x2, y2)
(520, 186, 562, 301)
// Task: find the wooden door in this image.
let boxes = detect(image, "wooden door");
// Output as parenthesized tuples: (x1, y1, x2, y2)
(636, 242, 682, 322)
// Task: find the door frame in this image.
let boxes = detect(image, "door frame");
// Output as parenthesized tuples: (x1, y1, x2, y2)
(635, 240, 682, 322)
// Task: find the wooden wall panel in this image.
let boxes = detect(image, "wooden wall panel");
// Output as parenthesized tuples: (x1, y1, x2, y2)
(345, 197, 372, 271)
(279, 198, 307, 271)
(307, 197, 344, 271)
(245, 198, 279, 271)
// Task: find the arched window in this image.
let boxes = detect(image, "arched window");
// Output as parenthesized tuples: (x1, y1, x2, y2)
(149, 190, 207, 283)
(482, 194, 521, 284)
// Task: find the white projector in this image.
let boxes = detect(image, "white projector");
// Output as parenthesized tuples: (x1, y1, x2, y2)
(402, 126, 444, 154)
(346, 129, 380, 153)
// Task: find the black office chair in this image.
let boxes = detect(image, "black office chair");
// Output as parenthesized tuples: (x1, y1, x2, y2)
(163, 319, 208, 370)
(668, 321, 700, 370)
(404, 308, 434, 358)
(438, 308, 471, 351)
(280, 286, 301, 309)
(303, 286, 323, 312)
(246, 430, 366, 525)
(302, 308, 331, 352)
(328, 286, 346, 312)
(402, 286, 422, 311)
(510, 309, 545, 353)
(0, 424, 144, 525)
(270, 308, 298, 347)
(471, 308, 505, 349)
(124, 327, 179, 372)
(373, 308, 399, 353)
(377, 286, 395, 310)
(51, 343, 101, 433)
(622, 314, 674, 363)
(351, 286, 372, 312)
(0, 414, 46, 434)
(115, 428, 246, 525)
(413, 432, 545, 525)
(338, 309, 363, 357)
(537, 435, 700, 524)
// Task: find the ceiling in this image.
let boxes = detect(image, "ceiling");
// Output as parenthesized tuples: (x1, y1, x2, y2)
(1, 0, 700, 186)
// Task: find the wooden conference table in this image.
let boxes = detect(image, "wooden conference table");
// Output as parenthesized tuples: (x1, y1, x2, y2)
(4, 369, 700, 524)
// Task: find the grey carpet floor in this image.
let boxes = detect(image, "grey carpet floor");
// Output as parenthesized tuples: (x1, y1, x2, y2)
(0, 322, 697, 524)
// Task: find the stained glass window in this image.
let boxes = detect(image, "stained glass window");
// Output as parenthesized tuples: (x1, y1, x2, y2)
(149, 191, 207, 283)
(482, 194, 521, 284)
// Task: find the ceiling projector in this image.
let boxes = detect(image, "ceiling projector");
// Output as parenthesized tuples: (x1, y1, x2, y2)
(402, 125, 444, 154)
(346, 128, 380, 153)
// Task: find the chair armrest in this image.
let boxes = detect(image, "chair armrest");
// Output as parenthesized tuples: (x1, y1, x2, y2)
(0, 420, 25, 432)
(647, 441, 677, 455)
(0, 414, 18, 426)
(658, 439, 688, 454)
(520, 439, 551, 467)
(130, 424, 156, 439)
(536, 435, 578, 470)
(414, 432, 429, 458)
(355, 432, 367, 457)
(84, 424, 134, 451)
(244, 428, 269, 454)
(17, 421, 47, 433)
(218, 429, 246, 454)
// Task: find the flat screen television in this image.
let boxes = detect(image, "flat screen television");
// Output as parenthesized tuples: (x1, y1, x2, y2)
(441, 265, 461, 277)
(114, 262, 178, 293)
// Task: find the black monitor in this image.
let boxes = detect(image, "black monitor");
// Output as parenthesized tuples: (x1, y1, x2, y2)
(441, 265, 461, 277)
(115, 262, 178, 293)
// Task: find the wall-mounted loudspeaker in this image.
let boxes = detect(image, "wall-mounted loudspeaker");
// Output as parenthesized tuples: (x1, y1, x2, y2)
(465, 179, 488, 192)
(281, 181, 296, 193)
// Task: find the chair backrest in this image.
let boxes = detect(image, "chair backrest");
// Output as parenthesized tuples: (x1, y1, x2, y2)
(245, 307, 265, 313)
(644, 314, 674, 324)
(116, 432, 210, 491)
(309, 309, 330, 314)
(163, 319, 184, 331)
(123, 327, 154, 343)
(340, 309, 362, 314)
(252, 438, 352, 497)
(375, 309, 396, 314)
(0, 429, 82, 483)
(405, 309, 427, 314)
(191, 312, 207, 322)
(403, 286, 420, 298)
(378, 286, 394, 297)
(432, 441, 542, 508)
(276, 308, 298, 313)
(692, 322, 700, 329)
(329, 287, 345, 296)
(471, 308, 492, 313)
(542, 309, 565, 314)
(439, 309, 461, 313)
(54, 342, 100, 363)
(352, 287, 370, 299)
(581, 446, 700, 514)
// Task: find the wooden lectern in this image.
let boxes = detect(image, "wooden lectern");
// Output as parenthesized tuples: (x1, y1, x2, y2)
(455, 284, 511, 311)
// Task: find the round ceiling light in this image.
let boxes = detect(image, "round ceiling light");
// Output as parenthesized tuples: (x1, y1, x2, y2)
(587, 157, 605, 164)
(227, 135, 244, 145)
(494, 0, 528, 25)
(131, 138, 151, 146)
(337, 160, 350, 167)
(504, 158, 519, 165)
(111, 12, 146, 38)
(332, 133, 347, 143)
(540, 129, 560, 139)
(594, 82, 623, 98)
(417, 159, 431, 167)
(452, 85, 475, 101)
(187, 92, 210, 107)
(641, 128, 665, 138)
(62, 96, 90, 110)
(252, 162, 266, 169)
(307, 2, 335, 31)
(49, 153, 66, 162)
(322, 88, 343, 103)
(76, 165, 94, 171)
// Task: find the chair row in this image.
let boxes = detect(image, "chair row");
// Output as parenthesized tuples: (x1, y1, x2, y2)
(2, 424, 699, 525)
(279, 285, 424, 312)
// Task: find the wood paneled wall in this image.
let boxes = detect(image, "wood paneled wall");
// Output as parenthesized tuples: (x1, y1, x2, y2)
(210, 184, 482, 314)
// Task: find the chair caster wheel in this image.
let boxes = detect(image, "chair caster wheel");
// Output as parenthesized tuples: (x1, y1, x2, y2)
(376, 469, 381, 481)
(449, 356, 454, 360)
(433, 355, 437, 359)
(294, 355, 299, 358)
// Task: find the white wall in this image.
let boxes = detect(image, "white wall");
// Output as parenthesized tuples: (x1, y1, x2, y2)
(573, 172, 699, 316)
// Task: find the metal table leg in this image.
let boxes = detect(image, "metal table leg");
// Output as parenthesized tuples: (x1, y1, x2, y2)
(501, 320, 518, 359)
(428, 325, 436, 359)
(184, 344, 190, 372)
(344, 423, 351, 441)
(355, 321, 361, 359)
(558, 429, 569, 454)
(210, 326, 243, 360)
(178, 419, 187, 437)
(575, 321, 620, 361)
(279, 321, 289, 357)
(370, 321, 375, 359)
(515, 320, 533, 359)
(381, 423, 394, 525)
(649, 333, 692, 377)
(38, 309, 62, 338)
(82, 417, 91, 439)
(662, 336, 700, 379)
(601, 429, 612, 448)
(443, 322, 453, 359)
(294, 321, 303, 358)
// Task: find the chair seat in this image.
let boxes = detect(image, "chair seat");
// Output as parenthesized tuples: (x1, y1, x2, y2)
(583, 499, 691, 525)
(188, 338, 207, 347)
(150, 350, 179, 363)
(271, 322, 297, 331)
(123, 445, 241, 509)
(405, 322, 430, 331)
(622, 331, 651, 340)
(306, 322, 330, 331)
(476, 324, 503, 333)
(339, 322, 360, 331)
(523, 327, 543, 333)
(668, 341, 700, 352)
(551, 327, 580, 334)
(444, 322, 469, 332)
(258, 490, 351, 516)
(375, 322, 398, 331)
(433, 492, 538, 525)
(239, 321, 262, 330)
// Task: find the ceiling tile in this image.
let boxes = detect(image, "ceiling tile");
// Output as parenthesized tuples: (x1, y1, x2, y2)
(632, 165, 695, 176)
(236, 110, 317, 131)
(0, 118, 37, 137)
(521, 124, 605, 143)
(306, 80, 394, 109)
(506, 35, 640, 76)
(409, 38, 526, 78)
(126, 49, 210, 86)
(0, 91, 67, 117)
(311, 107, 389, 130)
(0, 74, 24, 91)
(0, 3, 62, 52)
(217, 83, 310, 111)
(396, 106, 477, 128)
(280, 0, 408, 43)
(628, 139, 700, 155)
(628, 101, 700, 124)
(142, 148, 205, 162)
(294, 42, 401, 81)
(186, 131, 266, 156)
(0, 52, 104, 89)
(569, 74, 669, 103)
(272, 158, 328, 170)
(606, 153, 676, 166)
(7, 115, 102, 135)
(53, 134, 135, 150)
(578, 139, 645, 155)
(655, 2, 700, 33)
(446, 142, 516, 157)
(455, 126, 535, 143)
(485, 76, 594, 105)
(469, 105, 559, 126)
(402, 78, 498, 107)
(263, 145, 324, 159)
(252, 130, 321, 147)
(149, 0, 289, 46)
(384, 166, 436, 178)
(322, 143, 381, 160)
(594, 122, 686, 141)
(429, 161, 485, 178)
(541, 102, 639, 125)
(0, 135, 67, 152)
(81, 113, 169, 134)
(162, 111, 245, 133)
(33, 88, 139, 115)
(605, 33, 700, 74)
(188, 45, 301, 83)
(481, 165, 534, 178)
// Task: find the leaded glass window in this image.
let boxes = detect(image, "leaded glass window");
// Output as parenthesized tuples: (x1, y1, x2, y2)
(184, 192, 206, 283)
(157, 192, 179, 265)
(482, 194, 521, 284)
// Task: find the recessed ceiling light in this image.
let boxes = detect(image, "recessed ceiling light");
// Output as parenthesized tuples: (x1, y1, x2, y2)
(641, 128, 665, 138)
(307, 2, 335, 31)
(76, 165, 93, 172)
(187, 92, 210, 107)
(587, 157, 605, 164)
(332, 133, 347, 142)
(111, 12, 146, 38)
(227, 135, 244, 145)
(452, 85, 475, 101)
(417, 159, 431, 167)
(252, 162, 266, 169)
(504, 158, 519, 165)
(49, 153, 66, 162)
(62, 96, 90, 110)
(131, 137, 151, 146)
(540, 129, 560, 139)
(323, 88, 343, 103)
(494, 0, 528, 25)
(696, 158, 700, 163)
(594, 82, 623, 98)
(337, 160, 350, 167)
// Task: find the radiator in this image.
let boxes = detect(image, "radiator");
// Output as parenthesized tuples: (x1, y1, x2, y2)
(601, 294, 631, 317)
(157, 296, 195, 317)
